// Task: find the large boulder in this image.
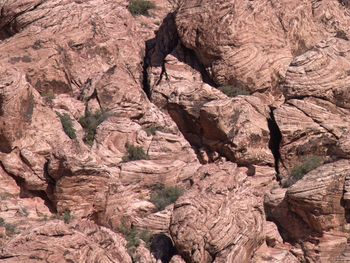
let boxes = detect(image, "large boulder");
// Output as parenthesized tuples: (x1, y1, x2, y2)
(170, 162, 274, 263)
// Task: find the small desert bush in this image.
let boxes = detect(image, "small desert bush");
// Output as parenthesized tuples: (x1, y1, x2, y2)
(167, 0, 185, 10)
(18, 207, 29, 217)
(122, 143, 149, 162)
(119, 223, 152, 258)
(128, 0, 155, 16)
(56, 112, 77, 139)
(50, 211, 73, 224)
(150, 184, 184, 211)
(63, 210, 72, 224)
(24, 93, 35, 122)
(79, 110, 108, 146)
(283, 156, 323, 187)
(143, 124, 164, 136)
(217, 85, 250, 97)
(0, 217, 17, 235)
(41, 90, 55, 104)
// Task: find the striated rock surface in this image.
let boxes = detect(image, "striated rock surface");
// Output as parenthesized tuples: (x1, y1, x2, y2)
(2, 0, 350, 262)
(283, 38, 350, 109)
(170, 162, 274, 263)
(0, 220, 131, 263)
(274, 97, 350, 177)
(148, 41, 275, 166)
(266, 160, 350, 263)
(175, 0, 350, 95)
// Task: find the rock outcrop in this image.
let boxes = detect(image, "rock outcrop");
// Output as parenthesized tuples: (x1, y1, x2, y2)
(1, 0, 350, 262)
(170, 162, 274, 262)
(266, 160, 350, 262)
(0, 220, 131, 263)
(175, 0, 350, 95)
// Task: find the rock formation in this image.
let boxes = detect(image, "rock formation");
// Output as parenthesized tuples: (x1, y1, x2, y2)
(1, 0, 350, 262)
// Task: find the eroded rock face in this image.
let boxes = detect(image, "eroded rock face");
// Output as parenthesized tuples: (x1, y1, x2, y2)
(275, 97, 350, 178)
(0, 0, 199, 260)
(0, 220, 131, 263)
(0, 0, 200, 226)
(283, 38, 350, 109)
(175, 0, 350, 95)
(148, 42, 275, 166)
(266, 160, 350, 263)
(170, 162, 274, 263)
(2, 0, 350, 262)
(200, 96, 273, 166)
(287, 160, 350, 233)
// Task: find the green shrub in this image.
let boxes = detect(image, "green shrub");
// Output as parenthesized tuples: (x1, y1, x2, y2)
(63, 211, 72, 224)
(0, 217, 17, 235)
(217, 85, 250, 97)
(283, 156, 323, 187)
(122, 143, 149, 162)
(56, 112, 77, 139)
(119, 223, 152, 258)
(79, 110, 108, 146)
(150, 184, 184, 211)
(128, 0, 155, 16)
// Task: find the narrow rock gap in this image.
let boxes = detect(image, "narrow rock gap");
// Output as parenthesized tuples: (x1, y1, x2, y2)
(140, 11, 220, 165)
(142, 12, 180, 100)
(43, 160, 57, 212)
(142, 41, 153, 100)
(267, 107, 282, 179)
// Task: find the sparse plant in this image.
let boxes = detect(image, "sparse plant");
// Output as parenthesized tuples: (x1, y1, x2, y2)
(167, 0, 185, 10)
(18, 207, 29, 217)
(128, 0, 155, 16)
(63, 210, 72, 224)
(283, 156, 323, 187)
(0, 217, 17, 235)
(122, 143, 149, 162)
(150, 184, 184, 211)
(23, 93, 35, 122)
(79, 110, 109, 146)
(119, 222, 152, 259)
(56, 112, 77, 139)
(0, 192, 14, 200)
(41, 90, 55, 105)
(139, 229, 152, 248)
(217, 85, 250, 97)
(143, 124, 164, 136)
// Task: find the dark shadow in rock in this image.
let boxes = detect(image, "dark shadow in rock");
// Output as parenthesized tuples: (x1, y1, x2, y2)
(268, 107, 282, 177)
(150, 234, 177, 263)
(143, 12, 216, 99)
(0, 22, 19, 41)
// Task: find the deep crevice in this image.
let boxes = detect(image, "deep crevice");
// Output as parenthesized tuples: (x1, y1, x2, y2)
(142, 12, 179, 99)
(142, 40, 154, 100)
(267, 107, 282, 178)
(150, 234, 177, 263)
